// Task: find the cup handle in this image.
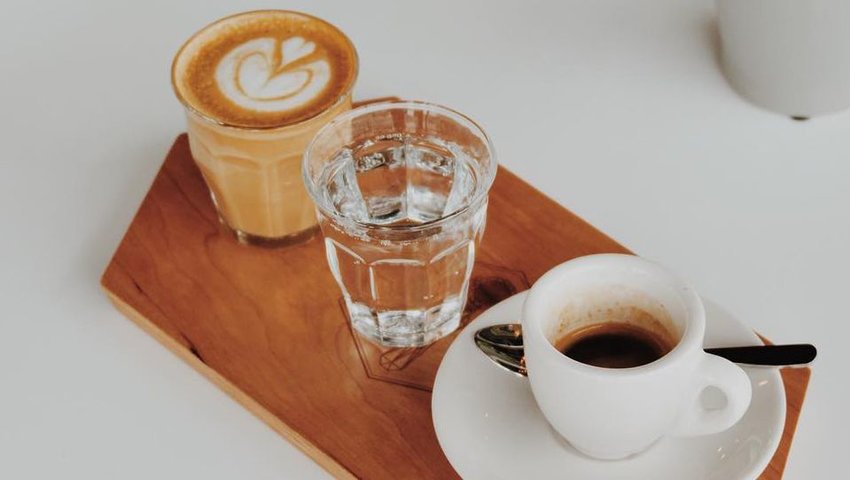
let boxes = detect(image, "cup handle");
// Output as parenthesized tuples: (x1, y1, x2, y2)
(670, 353, 753, 437)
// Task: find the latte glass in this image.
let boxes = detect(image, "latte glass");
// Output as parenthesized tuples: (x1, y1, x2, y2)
(171, 11, 358, 246)
(303, 101, 497, 347)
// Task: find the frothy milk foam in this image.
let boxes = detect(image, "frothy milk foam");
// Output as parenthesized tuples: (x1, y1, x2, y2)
(172, 11, 357, 242)
(215, 36, 331, 114)
(174, 10, 357, 128)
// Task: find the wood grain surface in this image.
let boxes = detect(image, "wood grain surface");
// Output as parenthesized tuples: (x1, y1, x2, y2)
(101, 130, 809, 479)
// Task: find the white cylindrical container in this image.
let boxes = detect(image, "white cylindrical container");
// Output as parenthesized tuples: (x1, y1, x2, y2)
(717, 0, 850, 118)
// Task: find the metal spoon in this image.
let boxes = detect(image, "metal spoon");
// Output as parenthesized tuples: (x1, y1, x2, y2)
(474, 324, 817, 377)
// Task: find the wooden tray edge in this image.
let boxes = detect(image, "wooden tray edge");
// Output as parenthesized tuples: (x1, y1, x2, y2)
(100, 285, 357, 480)
(767, 367, 812, 478)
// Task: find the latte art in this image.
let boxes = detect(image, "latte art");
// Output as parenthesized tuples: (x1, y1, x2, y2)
(215, 37, 331, 113)
(173, 10, 357, 128)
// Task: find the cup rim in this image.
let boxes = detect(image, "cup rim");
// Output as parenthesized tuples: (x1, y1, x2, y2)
(170, 9, 360, 132)
(301, 99, 498, 234)
(522, 254, 705, 376)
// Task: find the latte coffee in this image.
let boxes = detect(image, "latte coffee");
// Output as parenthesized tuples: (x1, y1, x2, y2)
(172, 10, 358, 244)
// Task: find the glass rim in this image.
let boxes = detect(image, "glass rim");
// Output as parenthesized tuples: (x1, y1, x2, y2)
(170, 9, 359, 132)
(302, 100, 498, 233)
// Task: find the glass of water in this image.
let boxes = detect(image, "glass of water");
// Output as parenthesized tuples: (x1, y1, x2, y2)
(303, 101, 497, 347)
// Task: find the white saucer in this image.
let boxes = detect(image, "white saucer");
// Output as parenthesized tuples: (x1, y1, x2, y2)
(432, 293, 786, 480)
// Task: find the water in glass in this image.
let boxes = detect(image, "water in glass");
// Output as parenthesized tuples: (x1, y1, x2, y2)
(316, 134, 487, 346)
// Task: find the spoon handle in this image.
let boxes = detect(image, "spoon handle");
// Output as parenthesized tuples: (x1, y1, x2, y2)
(705, 344, 816, 368)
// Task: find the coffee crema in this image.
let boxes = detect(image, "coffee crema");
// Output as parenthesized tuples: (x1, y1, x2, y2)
(173, 11, 357, 128)
(555, 322, 675, 369)
(553, 301, 678, 369)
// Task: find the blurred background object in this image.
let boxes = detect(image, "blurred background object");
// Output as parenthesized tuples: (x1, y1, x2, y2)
(717, 0, 850, 119)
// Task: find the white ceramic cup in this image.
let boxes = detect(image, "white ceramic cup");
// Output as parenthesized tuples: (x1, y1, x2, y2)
(522, 254, 752, 460)
(717, 0, 850, 117)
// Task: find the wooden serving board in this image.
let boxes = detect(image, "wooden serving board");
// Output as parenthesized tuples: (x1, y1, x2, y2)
(101, 131, 809, 479)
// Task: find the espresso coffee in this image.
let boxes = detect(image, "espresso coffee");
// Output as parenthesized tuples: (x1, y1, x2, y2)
(555, 322, 675, 368)
(523, 255, 753, 460)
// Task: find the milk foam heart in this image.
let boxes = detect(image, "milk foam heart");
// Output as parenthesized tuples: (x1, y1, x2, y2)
(215, 37, 331, 113)
(173, 11, 357, 128)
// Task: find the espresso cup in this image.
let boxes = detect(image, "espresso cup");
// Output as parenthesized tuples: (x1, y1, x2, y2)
(522, 254, 752, 460)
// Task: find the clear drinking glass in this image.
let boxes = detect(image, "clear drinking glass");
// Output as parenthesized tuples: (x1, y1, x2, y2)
(303, 101, 497, 347)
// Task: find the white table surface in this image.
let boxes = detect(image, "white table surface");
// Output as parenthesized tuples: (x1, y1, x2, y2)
(1, 0, 847, 478)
